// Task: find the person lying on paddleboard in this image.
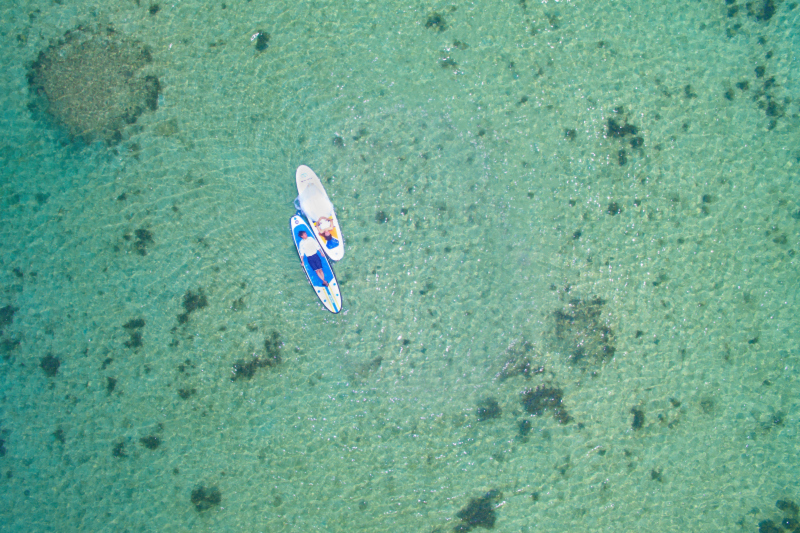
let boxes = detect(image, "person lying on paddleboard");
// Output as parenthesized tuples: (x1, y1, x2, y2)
(297, 230, 328, 286)
(315, 216, 339, 249)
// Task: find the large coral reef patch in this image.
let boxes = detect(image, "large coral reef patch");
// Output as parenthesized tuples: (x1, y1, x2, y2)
(27, 25, 160, 144)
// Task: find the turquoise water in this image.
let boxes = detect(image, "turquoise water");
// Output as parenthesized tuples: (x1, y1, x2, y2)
(1, 0, 798, 531)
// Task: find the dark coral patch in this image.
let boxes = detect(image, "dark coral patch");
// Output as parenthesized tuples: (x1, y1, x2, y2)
(0, 305, 16, 329)
(776, 499, 799, 515)
(191, 485, 222, 511)
(521, 385, 571, 424)
(112, 441, 127, 457)
(178, 387, 196, 399)
(748, 0, 776, 21)
(183, 290, 207, 313)
(123, 317, 145, 348)
(476, 398, 502, 421)
(425, 12, 446, 32)
(758, 519, 781, 533)
(550, 297, 616, 367)
(124, 318, 145, 329)
(454, 490, 501, 531)
(607, 118, 637, 138)
(178, 289, 208, 324)
(231, 331, 282, 381)
(125, 330, 143, 348)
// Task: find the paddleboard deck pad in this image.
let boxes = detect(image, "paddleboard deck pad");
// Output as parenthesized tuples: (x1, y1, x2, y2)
(296, 165, 345, 261)
(290, 215, 342, 313)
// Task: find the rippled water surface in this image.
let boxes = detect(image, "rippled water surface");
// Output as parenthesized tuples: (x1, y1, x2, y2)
(1, 0, 798, 531)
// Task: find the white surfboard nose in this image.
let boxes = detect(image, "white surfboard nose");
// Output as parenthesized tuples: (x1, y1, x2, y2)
(296, 165, 313, 182)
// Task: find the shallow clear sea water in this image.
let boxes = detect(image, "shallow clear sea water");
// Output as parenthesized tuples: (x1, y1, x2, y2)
(1, 0, 799, 531)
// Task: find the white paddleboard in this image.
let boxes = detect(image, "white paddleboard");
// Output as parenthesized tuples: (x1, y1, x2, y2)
(290, 215, 342, 313)
(295, 165, 345, 261)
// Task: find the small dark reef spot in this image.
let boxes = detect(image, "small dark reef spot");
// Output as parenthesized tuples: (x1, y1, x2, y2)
(425, 12, 446, 32)
(650, 467, 663, 482)
(440, 56, 458, 69)
(140, 435, 161, 450)
(0, 305, 17, 329)
(112, 441, 127, 458)
(631, 407, 645, 430)
(254, 31, 270, 51)
(40, 353, 61, 377)
(178, 387, 197, 399)
(133, 229, 153, 256)
(476, 397, 502, 421)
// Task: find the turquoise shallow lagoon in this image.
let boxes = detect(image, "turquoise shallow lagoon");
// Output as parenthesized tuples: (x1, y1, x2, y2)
(1, 0, 799, 531)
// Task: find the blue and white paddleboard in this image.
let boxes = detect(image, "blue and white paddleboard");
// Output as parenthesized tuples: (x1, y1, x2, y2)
(290, 215, 342, 313)
(296, 165, 345, 261)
